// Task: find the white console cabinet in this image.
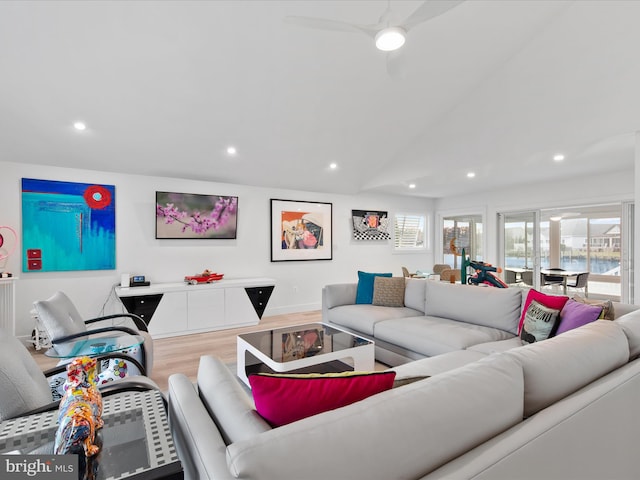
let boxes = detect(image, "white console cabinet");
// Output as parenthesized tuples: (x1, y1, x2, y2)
(115, 278, 275, 338)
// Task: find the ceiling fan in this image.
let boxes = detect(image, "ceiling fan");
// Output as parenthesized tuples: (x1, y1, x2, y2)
(284, 0, 466, 52)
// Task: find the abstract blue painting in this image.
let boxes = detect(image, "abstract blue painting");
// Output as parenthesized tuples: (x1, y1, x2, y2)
(21, 178, 116, 272)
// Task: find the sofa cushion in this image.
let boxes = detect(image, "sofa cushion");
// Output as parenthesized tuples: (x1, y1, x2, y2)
(227, 355, 524, 480)
(420, 360, 640, 480)
(615, 309, 640, 359)
(425, 282, 522, 334)
(355, 271, 392, 304)
(375, 316, 515, 357)
(249, 371, 396, 427)
(506, 320, 629, 417)
(467, 338, 524, 355)
(196, 355, 271, 445)
(520, 300, 561, 344)
(372, 276, 405, 307)
(611, 302, 639, 319)
(327, 304, 422, 336)
(554, 299, 602, 335)
(389, 350, 487, 382)
(518, 289, 569, 334)
(404, 277, 427, 312)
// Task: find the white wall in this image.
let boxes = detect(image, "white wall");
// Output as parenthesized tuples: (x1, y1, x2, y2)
(0, 161, 434, 337)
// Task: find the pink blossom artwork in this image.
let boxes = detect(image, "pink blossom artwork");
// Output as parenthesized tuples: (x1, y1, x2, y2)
(156, 191, 238, 239)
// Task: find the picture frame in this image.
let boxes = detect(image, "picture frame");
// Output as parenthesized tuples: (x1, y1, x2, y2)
(351, 209, 390, 240)
(21, 178, 116, 272)
(156, 191, 238, 239)
(270, 199, 332, 262)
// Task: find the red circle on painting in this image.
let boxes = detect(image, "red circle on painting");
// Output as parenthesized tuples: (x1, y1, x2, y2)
(83, 185, 112, 210)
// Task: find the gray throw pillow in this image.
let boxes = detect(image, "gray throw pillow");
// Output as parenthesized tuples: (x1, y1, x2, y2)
(372, 277, 405, 307)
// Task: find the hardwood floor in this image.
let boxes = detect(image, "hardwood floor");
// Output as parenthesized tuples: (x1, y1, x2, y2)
(149, 310, 324, 390)
(31, 310, 324, 392)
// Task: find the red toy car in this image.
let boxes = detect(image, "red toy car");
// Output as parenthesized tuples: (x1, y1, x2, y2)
(184, 270, 224, 285)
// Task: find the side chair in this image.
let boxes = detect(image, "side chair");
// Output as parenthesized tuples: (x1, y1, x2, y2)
(541, 268, 565, 290)
(401, 267, 417, 278)
(566, 272, 590, 296)
(432, 264, 452, 276)
(33, 291, 154, 376)
(439, 268, 461, 283)
(0, 328, 159, 422)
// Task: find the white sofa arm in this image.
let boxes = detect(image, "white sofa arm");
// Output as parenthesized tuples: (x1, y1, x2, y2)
(322, 283, 357, 309)
(167, 373, 235, 480)
(322, 283, 358, 321)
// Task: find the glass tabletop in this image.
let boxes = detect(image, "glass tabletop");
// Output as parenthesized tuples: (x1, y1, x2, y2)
(239, 322, 372, 364)
(45, 333, 144, 359)
(0, 390, 183, 479)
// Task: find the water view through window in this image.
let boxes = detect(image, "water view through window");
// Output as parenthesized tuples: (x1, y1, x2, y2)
(501, 204, 625, 300)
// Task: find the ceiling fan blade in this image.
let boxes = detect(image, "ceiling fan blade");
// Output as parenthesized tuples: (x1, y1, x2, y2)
(386, 50, 408, 81)
(402, 0, 466, 30)
(284, 16, 377, 37)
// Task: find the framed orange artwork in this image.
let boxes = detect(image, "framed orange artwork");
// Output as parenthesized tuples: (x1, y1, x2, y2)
(270, 199, 332, 262)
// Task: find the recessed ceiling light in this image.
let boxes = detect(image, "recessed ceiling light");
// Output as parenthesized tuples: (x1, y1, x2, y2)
(467, 172, 476, 178)
(329, 163, 337, 170)
(408, 183, 416, 189)
(550, 215, 562, 222)
(553, 154, 565, 161)
(226, 146, 237, 155)
(73, 122, 86, 131)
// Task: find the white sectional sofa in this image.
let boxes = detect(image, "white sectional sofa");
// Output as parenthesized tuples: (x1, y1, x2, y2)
(167, 280, 640, 480)
(322, 278, 636, 365)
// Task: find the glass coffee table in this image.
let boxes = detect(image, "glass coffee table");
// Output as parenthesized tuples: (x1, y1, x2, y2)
(237, 322, 375, 387)
(0, 390, 183, 479)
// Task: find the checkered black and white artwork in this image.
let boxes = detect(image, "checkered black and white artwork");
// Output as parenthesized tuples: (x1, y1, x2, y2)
(352, 210, 390, 240)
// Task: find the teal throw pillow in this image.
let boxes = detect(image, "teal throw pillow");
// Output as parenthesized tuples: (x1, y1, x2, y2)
(355, 271, 392, 304)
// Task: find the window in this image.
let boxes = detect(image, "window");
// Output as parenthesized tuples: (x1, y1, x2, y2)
(555, 216, 620, 275)
(394, 214, 426, 250)
(500, 205, 627, 300)
(443, 214, 483, 268)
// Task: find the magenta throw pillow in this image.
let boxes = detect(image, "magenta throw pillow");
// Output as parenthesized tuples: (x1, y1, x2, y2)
(518, 289, 569, 334)
(249, 371, 396, 427)
(554, 299, 603, 335)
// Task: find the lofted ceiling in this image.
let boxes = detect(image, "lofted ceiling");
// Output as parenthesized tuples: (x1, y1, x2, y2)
(0, 0, 638, 199)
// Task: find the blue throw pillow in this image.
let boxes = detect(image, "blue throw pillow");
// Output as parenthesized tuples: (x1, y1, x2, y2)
(355, 271, 392, 304)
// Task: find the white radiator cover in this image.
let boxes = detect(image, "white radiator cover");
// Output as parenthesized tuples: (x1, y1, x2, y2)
(0, 278, 16, 335)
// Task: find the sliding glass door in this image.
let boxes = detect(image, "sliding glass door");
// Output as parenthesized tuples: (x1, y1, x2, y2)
(498, 211, 541, 289)
(498, 203, 633, 302)
(622, 202, 634, 302)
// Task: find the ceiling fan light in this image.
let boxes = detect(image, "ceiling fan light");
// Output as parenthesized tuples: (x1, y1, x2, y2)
(375, 27, 406, 51)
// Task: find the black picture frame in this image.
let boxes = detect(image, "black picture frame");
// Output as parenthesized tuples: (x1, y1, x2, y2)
(270, 199, 332, 262)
